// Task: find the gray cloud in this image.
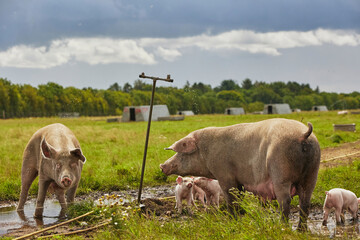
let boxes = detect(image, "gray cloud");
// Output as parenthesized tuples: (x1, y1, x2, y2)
(0, 29, 359, 69)
(1, 0, 360, 49)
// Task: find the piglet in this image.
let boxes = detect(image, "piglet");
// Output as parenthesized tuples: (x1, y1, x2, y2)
(322, 188, 360, 226)
(175, 176, 196, 214)
(194, 177, 222, 208)
(192, 180, 206, 207)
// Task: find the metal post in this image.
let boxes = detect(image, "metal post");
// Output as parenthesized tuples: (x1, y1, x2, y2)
(137, 73, 173, 204)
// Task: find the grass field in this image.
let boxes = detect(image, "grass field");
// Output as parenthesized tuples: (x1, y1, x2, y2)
(2, 111, 360, 239)
(1, 111, 360, 202)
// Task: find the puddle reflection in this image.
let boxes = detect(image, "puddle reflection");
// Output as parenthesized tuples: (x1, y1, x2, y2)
(291, 210, 360, 238)
(0, 199, 61, 236)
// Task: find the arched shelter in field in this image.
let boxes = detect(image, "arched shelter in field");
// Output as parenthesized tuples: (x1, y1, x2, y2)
(263, 103, 292, 114)
(122, 105, 170, 122)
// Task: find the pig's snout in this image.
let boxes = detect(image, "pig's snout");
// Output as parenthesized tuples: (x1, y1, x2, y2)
(187, 183, 193, 188)
(61, 176, 72, 187)
(160, 163, 173, 175)
(159, 164, 166, 173)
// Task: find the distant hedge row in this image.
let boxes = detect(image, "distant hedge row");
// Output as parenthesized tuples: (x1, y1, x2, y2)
(1, 78, 359, 118)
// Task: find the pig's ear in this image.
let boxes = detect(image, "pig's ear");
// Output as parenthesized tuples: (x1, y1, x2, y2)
(71, 148, 86, 164)
(40, 138, 57, 159)
(165, 137, 197, 153)
(176, 176, 183, 184)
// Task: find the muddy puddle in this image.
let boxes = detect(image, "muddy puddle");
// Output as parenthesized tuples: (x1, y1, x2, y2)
(0, 186, 175, 237)
(290, 208, 360, 238)
(0, 199, 62, 236)
(2, 185, 360, 239)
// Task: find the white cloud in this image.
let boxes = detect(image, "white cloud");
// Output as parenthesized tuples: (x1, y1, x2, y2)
(0, 29, 359, 69)
(155, 47, 182, 61)
(0, 45, 70, 69)
(0, 38, 156, 69)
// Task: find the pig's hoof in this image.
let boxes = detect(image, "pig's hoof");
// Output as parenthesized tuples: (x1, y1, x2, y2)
(34, 209, 44, 219)
(336, 221, 344, 226)
(34, 213, 43, 219)
(322, 220, 327, 226)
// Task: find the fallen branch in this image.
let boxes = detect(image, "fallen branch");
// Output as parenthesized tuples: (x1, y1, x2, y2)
(14, 210, 94, 240)
(37, 221, 110, 239)
(158, 196, 175, 200)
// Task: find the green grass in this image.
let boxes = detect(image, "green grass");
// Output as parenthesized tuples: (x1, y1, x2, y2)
(0, 111, 359, 201)
(2, 111, 359, 239)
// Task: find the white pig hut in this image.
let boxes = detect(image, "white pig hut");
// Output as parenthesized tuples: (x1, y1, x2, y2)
(263, 103, 292, 114)
(177, 110, 194, 116)
(122, 105, 170, 122)
(225, 107, 245, 115)
(312, 105, 328, 111)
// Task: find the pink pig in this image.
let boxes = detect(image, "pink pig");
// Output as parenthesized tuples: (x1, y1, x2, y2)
(192, 182, 206, 207)
(194, 177, 222, 208)
(322, 188, 360, 226)
(175, 176, 196, 213)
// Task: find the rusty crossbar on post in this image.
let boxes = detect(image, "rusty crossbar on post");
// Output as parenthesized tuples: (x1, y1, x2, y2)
(137, 72, 173, 204)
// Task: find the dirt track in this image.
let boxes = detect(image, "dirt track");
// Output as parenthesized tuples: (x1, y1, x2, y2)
(2, 140, 360, 238)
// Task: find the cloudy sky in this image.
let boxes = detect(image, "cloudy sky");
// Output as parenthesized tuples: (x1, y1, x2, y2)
(0, 0, 359, 93)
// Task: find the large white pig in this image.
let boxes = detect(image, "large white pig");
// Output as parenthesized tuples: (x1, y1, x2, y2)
(160, 118, 320, 230)
(17, 123, 86, 218)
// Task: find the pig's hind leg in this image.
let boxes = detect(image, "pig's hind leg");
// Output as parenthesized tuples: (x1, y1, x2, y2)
(348, 204, 359, 223)
(17, 166, 38, 211)
(273, 182, 292, 222)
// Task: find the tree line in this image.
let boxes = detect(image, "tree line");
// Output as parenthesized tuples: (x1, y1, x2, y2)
(1, 77, 359, 118)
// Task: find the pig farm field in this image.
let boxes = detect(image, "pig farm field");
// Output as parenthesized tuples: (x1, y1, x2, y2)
(1, 111, 360, 239)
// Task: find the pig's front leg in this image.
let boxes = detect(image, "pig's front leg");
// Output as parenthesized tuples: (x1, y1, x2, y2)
(66, 181, 79, 204)
(322, 208, 330, 226)
(217, 178, 240, 214)
(54, 186, 67, 217)
(186, 194, 194, 214)
(175, 194, 183, 214)
(214, 193, 220, 208)
(335, 208, 343, 225)
(34, 179, 51, 218)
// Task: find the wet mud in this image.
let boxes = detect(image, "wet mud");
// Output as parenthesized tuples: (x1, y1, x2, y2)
(3, 185, 360, 239)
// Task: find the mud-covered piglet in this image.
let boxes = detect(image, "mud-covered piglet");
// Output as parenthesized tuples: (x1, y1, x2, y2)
(194, 177, 222, 207)
(17, 123, 86, 218)
(322, 188, 360, 226)
(175, 176, 196, 214)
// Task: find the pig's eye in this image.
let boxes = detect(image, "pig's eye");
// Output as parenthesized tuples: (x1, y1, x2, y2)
(70, 162, 78, 168)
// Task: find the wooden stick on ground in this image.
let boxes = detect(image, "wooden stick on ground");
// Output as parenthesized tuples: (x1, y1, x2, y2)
(37, 221, 110, 239)
(14, 210, 94, 240)
(321, 151, 360, 163)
